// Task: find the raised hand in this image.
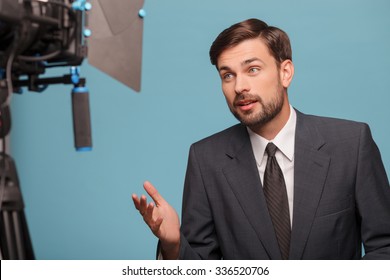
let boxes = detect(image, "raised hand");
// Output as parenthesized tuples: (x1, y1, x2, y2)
(132, 181, 180, 259)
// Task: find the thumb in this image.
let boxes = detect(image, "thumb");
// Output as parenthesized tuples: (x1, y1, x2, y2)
(143, 181, 165, 206)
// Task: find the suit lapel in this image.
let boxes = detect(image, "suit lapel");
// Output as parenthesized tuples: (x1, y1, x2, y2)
(222, 125, 281, 259)
(289, 111, 331, 259)
(220, 111, 331, 260)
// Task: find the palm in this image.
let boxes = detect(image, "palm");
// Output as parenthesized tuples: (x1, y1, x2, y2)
(132, 181, 180, 257)
(152, 197, 180, 243)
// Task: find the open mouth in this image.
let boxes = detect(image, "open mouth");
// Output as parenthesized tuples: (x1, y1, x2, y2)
(235, 99, 257, 111)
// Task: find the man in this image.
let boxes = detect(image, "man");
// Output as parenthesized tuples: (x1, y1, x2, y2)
(132, 18, 390, 259)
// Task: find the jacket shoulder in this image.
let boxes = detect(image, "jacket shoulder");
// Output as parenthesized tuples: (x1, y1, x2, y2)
(192, 123, 245, 147)
(297, 110, 370, 139)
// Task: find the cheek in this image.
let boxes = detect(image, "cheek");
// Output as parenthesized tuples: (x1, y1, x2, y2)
(255, 76, 278, 94)
(222, 85, 235, 102)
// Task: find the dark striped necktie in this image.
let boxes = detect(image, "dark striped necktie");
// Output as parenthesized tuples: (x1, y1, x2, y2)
(263, 142, 291, 260)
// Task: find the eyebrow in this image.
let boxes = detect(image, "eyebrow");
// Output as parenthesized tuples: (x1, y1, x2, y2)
(218, 57, 265, 72)
(243, 57, 265, 66)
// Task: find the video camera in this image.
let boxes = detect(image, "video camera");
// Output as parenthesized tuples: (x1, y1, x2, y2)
(0, 0, 145, 150)
(0, 0, 145, 260)
(0, 0, 87, 88)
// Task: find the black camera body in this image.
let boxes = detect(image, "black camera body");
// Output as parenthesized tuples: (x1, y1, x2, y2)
(0, 0, 87, 92)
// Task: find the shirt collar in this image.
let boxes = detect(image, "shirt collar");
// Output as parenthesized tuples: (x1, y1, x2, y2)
(248, 105, 296, 165)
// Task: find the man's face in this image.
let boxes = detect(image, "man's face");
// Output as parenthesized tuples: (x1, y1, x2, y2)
(217, 38, 289, 130)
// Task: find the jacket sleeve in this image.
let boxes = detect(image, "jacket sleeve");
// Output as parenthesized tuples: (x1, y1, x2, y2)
(179, 144, 222, 260)
(356, 124, 390, 259)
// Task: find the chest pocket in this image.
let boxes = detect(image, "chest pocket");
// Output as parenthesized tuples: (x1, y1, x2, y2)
(315, 195, 352, 217)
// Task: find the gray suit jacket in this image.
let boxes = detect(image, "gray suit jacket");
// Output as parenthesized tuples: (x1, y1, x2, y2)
(178, 110, 390, 259)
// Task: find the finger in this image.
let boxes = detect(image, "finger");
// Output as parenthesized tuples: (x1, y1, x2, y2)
(143, 181, 165, 206)
(146, 202, 155, 217)
(143, 204, 159, 228)
(139, 195, 148, 214)
(142, 202, 155, 224)
(145, 202, 160, 221)
(132, 194, 141, 210)
(146, 204, 164, 234)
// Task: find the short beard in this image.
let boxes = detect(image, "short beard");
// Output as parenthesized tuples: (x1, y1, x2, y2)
(230, 87, 285, 130)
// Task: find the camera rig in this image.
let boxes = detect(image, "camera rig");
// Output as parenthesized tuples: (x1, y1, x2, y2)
(1, 0, 92, 149)
(0, 0, 145, 259)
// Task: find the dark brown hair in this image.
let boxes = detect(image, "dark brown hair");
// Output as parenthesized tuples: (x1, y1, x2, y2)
(209, 18, 292, 68)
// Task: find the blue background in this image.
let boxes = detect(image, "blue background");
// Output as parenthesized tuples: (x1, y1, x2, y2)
(10, 0, 390, 259)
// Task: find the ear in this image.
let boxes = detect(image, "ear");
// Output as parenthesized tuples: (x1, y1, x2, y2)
(279, 59, 294, 88)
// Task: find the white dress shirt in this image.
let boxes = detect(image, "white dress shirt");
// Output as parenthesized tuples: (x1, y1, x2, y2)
(247, 105, 296, 226)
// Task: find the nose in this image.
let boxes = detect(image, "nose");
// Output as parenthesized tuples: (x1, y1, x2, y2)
(234, 74, 250, 95)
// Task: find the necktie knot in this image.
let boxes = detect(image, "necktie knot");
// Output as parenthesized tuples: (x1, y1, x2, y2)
(266, 142, 278, 157)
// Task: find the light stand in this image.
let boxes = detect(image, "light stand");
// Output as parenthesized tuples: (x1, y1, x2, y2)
(0, 153, 34, 259)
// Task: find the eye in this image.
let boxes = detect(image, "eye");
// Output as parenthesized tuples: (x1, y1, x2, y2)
(248, 67, 260, 74)
(222, 73, 234, 81)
